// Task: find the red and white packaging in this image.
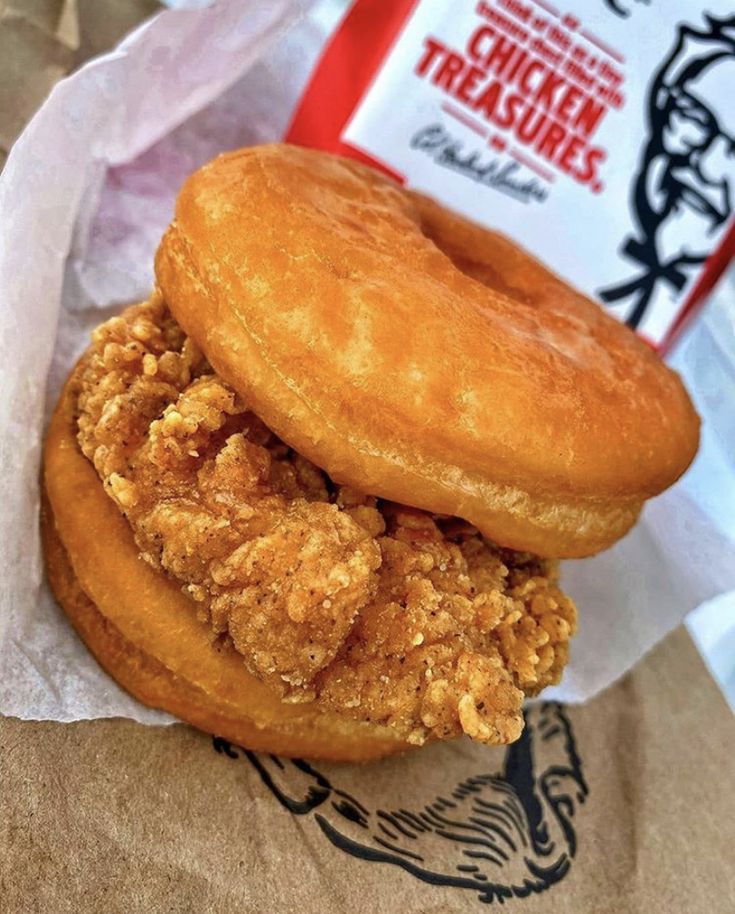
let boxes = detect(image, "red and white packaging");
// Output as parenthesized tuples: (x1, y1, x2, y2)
(287, 0, 735, 350)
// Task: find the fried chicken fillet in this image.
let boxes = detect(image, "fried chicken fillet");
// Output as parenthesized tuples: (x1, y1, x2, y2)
(71, 295, 575, 746)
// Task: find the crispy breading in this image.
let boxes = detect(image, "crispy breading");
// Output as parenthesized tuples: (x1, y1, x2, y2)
(74, 295, 576, 745)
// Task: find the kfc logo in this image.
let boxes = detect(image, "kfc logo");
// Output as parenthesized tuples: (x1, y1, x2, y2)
(600, 15, 735, 328)
(603, 0, 651, 18)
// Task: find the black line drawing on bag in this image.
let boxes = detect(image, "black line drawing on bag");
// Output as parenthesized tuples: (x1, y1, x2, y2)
(214, 702, 588, 905)
(599, 15, 735, 329)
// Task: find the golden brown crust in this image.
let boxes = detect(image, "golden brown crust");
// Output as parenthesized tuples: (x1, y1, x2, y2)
(42, 382, 407, 762)
(66, 299, 576, 747)
(155, 143, 699, 558)
(42, 499, 408, 760)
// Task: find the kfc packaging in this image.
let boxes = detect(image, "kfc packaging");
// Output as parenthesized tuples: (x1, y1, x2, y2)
(288, 0, 735, 350)
(1, 2, 735, 912)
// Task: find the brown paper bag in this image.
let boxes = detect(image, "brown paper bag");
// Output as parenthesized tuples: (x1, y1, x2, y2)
(2, 626, 733, 913)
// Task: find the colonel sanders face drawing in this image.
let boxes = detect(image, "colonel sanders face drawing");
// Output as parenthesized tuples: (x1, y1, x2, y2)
(599, 16, 735, 329)
(603, 0, 649, 18)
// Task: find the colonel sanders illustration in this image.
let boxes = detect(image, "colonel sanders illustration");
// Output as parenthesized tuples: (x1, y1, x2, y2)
(214, 702, 588, 905)
(599, 15, 735, 329)
(603, 0, 650, 18)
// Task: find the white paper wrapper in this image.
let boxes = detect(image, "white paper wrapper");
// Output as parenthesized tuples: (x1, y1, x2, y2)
(1, 0, 733, 724)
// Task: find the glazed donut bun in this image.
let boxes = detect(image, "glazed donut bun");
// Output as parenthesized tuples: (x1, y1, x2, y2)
(43, 144, 699, 760)
(156, 144, 699, 558)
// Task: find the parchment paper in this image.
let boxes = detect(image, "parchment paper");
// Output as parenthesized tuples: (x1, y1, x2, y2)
(1, 0, 734, 727)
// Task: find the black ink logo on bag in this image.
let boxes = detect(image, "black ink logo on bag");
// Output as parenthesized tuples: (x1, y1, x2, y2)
(214, 702, 588, 905)
(599, 15, 735, 329)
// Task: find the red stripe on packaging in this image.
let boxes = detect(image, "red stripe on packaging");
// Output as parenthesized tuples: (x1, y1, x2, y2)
(661, 217, 735, 354)
(286, 0, 419, 153)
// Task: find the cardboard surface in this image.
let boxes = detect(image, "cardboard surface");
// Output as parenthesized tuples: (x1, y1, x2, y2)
(2, 626, 734, 913)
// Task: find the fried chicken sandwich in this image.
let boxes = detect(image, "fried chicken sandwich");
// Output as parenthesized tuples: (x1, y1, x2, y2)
(42, 144, 699, 761)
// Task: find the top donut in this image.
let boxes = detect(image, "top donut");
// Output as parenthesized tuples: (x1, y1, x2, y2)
(155, 143, 699, 558)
